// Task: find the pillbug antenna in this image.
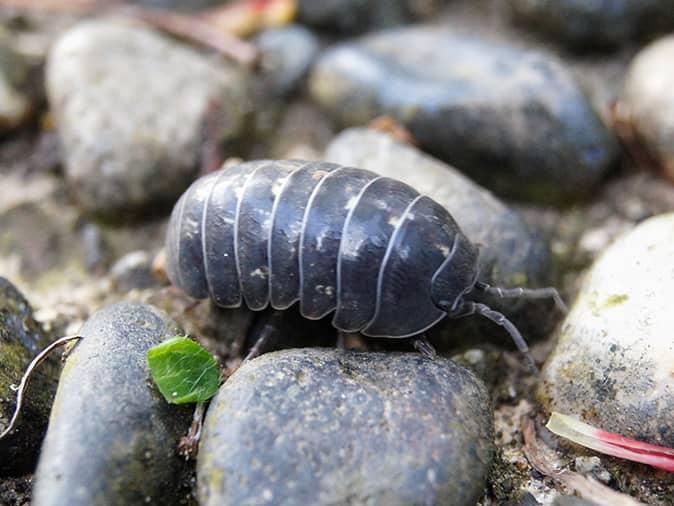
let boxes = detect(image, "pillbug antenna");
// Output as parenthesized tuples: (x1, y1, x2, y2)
(459, 301, 539, 373)
(474, 281, 568, 313)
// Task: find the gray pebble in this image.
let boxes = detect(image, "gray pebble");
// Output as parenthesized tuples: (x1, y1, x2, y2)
(198, 348, 494, 506)
(326, 128, 559, 345)
(618, 35, 674, 183)
(540, 213, 674, 447)
(110, 250, 159, 291)
(256, 25, 321, 97)
(310, 26, 616, 204)
(33, 303, 192, 505)
(46, 19, 251, 219)
(508, 0, 674, 50)
(0, 277, 57, 475)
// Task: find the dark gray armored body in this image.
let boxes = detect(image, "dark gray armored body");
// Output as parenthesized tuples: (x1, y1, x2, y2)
(166, 160, 481, 338)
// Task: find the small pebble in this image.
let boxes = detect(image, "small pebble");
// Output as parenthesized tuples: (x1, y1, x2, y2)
(256, 25, 320, 97)
(618, 35, 674, 183)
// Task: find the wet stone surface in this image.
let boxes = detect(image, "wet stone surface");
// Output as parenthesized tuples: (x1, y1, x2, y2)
(310, 26, 617, 204)
(540, 213, 674, 447)
(198, 348, 494, 506)
(33, 302, 192, 506)
(0, 277, 56, 475)
(617, 35, 674, 183)
(326, 128, 561, 346)
(46, 18, 252, 220)
(508, 0, 674, 50)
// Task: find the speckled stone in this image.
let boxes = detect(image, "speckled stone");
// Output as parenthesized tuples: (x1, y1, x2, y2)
(508, 0, 674, 50)
(618, 35, 674, 183)
(540, 213, 674, 447)
(310, 26, 616, 204)
(33, 303, 192, 506)
(326, 128, 559, 346)
(256, 25, 320, 97)
(0, 277, 56, 475)
(198, 348, 494, 506)
(46, 19, 251, 219)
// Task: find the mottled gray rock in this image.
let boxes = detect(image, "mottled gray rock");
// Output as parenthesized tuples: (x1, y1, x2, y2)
(46, 19, 251, 219)
(0, 277, 56, 475)
(310, 27, 616, 204)
(33, 303, 192, 506)
(326, 128, 559, 346)
(198, 348, 494, 506)
(540, 213, 674, 447)
(256, 25, 320, 97)
(617, 35, 674, 183)
(508, 0, 674, 50)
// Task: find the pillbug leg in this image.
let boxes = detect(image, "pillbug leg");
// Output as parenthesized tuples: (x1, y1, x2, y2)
(413, 334, 437, 359)
(337, 331, 347, 350)
(243, 310, 283, 362)
(460, 301, 539, 373)
(474, 281, 567, 313)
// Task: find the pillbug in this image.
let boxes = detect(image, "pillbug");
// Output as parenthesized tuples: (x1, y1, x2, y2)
(166, 160, 563, 362)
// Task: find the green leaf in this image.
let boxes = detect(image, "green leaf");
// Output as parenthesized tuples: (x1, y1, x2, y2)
(147, 336, 220, 404)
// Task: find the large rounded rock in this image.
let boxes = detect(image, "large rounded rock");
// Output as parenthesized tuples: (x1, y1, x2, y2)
(539, 213, 674, 447)
(617, 35, 674, 183)
(46, 19, 251, 219)
(508, 0, 674, 50)
(326, 128, 559, 346)
(198, 348, 494, 506)
(33, 303, 192, 505)
(0, 277, 57, 475)
(310, 26, 616, 204)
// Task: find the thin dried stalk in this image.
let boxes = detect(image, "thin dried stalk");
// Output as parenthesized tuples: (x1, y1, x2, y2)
(122, 6, 259, 67)
(0, 335, 82, 440)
